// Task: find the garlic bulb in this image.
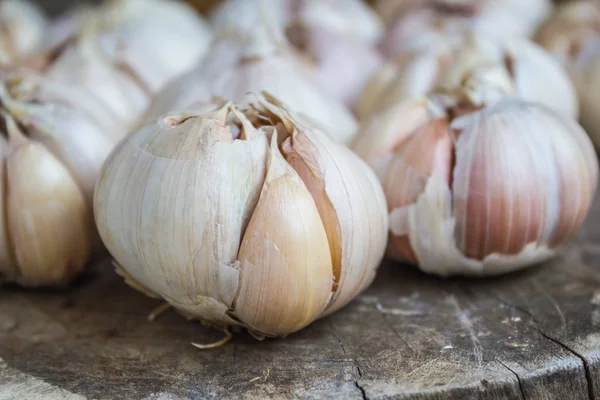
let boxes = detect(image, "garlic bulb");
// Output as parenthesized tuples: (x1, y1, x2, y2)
(143, 20, 358, 145)
(0, 72, 125, 287)
(0, 0, 48, 66)
(208, 0, 383, 107)
(353, 73, 598, 277)
(357, 32, 578, 121)
(535, 1, 600, 148)
(380, 0, 553, 57)
(44, 24, 151, 132)
(43, 0, 212, 95)
(94, 93, 388, 338)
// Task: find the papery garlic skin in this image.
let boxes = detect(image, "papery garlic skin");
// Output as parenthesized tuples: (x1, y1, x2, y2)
(354, 95, 598, 277)
(0, 0, 48, 66)
(0, 73, 125, 287)
(143, 23, 358, 145)
(357, 32, 578, 121)
(95, 94, 388, 337)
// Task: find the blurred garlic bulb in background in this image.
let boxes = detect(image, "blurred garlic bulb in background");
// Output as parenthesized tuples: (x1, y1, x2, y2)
(535, 0, 600, 147)
(94, 93, 388, 338)
(42, 0, 212, 95)
(353, 64, 598, 277)
(0, 0, 48, 66)
(0, 72, 126, 287)
(357, 32, 578, 120)
(44, 23, 151, 132)
(209, 0, 384, 106)
(379, 0, 553, 57)
(143, 18, 358, 144)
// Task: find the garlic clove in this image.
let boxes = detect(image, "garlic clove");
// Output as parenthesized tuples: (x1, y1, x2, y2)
(234, 133, 333, 336)
(0, 137, 18, 280)
(452, 104, 551, 260)
(352, 97, 440, 180)
(3, 93, 119, 203)
(94, 102, 269, 328)
(5, 116, 92, 287)
(275, 106, 388, 315)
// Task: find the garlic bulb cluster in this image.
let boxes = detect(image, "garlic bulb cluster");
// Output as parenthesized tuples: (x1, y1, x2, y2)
(41, 0, 212, 102)
(353, 71, 598, 277)
(379, 0, 553, 57)
(0, 0, 48, 66)
(143, 19, 358, 145)
(535, 0, 600, 148)
(357, 32, 578, 120)
(94, 93, 388, 338)
(0, 71, 125, 287)
(209, 0, 384, 106)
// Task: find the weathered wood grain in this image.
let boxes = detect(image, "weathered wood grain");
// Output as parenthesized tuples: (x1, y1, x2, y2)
(2, 197, 600, 400)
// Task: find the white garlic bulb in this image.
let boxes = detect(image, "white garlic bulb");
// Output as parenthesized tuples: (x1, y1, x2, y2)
(208, 0, 383, 106)
(0, 0, 48, 66)
(0, 72, 125, 287)
(43, 0, 212, 95)
(94, 93, 388, 338)
(357, 32, 578, 121)
(143, 20, 358, 145)
(44, 26, 151, 132)
(535, 1, 600, 148)
(353, 73, 598, 277)
(380, 0, 553, 57)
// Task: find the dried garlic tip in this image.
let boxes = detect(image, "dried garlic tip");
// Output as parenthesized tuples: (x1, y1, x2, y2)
(354, 91, 598, 277)
(0, 73, 124, 287)
(143, 17, 358, 145)
(94, 93, 388, 338)
(535, 1, 600, 148)
(0, 0, 48, 66)
(380, 0, 553, 56)
(357, 32, 578, 121)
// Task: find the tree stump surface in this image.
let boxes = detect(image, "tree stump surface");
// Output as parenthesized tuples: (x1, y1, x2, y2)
(1, 196, 600, 400)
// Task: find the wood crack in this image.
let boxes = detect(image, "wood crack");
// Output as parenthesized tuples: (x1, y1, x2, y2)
(497, 360, 525, 400)
(484, 292, 595, 400)
(328, 320, 369, 400)
(534, 329, 595, 400)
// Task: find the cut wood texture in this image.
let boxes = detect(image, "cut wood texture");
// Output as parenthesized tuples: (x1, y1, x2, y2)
(1, 190, 600, 399)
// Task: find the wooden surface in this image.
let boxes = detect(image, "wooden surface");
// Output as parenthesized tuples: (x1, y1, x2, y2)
(1, 195, 600, 400)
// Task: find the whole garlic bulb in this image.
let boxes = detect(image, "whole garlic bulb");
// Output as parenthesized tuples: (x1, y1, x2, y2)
(357, 32, 579, 121)
(535, 1, 600, 148)
(143, 20, 358, 145)
(208, 0, 383, 107)
(353, 73, 598, 277)
(380, 0, 553, 57)
(0, 0, 48, 66)
(94, 93, 388, 338)
(0, 72, 125, 287)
